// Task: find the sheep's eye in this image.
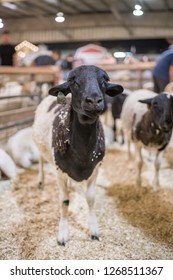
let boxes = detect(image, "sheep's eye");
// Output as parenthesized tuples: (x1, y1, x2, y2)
(73, 80, 79, 86)
(153, 102, 158, 108)
(153, 102, 162, 112)
(100, 79, 106, 86)
(68, 78, 79, 86)
(103, 74, 109, 82)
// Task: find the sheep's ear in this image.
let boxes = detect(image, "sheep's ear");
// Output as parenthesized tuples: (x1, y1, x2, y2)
(105, 83, 124, 97)
(139, 98, 153, 110)
(49, 82, 71, 96)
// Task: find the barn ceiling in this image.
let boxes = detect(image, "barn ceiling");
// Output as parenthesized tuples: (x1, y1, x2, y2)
(0, 0, 173, 44)
(0, 0, 173, 18)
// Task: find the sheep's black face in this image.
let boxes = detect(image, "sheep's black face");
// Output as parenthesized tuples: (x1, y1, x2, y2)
(49, 65, 123, 124)
(139, 93, 173, 132)
(68, 66, 106, 124)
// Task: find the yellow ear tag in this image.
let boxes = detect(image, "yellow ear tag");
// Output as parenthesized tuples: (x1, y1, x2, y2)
(57, 91, 66, 104)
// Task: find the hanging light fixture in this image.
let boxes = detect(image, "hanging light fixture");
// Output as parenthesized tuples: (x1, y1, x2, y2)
(133, 4, 144, 16)
(55, 12, 65, 23)
(134, 4, 142, 10)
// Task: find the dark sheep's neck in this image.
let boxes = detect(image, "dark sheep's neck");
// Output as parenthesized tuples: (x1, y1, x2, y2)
(139, 111, 155, 131)
(71, 111, 99, 154)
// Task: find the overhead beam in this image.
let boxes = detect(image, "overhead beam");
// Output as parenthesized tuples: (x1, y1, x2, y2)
(107, 0, 134, 35)
(61, 0, 83, 13)
(5, 11, 173, 43)
(164, 0, 173, 10)
(79, 0, 98, 12)
(29, 0, 59, 14)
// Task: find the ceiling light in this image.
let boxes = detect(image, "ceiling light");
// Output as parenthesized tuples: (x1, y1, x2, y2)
(133, 10, 143, 16)
(55, 12, 65, 23)
(134, 4, 142, 10)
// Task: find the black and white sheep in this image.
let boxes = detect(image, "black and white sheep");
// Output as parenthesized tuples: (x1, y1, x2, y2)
(121, 89, 173, 190)
(32, 65, 123, 245)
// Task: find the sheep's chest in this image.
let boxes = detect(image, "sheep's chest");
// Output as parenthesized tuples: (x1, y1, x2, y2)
(53, 146, 104, 181)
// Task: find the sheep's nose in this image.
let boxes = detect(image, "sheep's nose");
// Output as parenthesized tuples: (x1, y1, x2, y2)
(165, 118, 172, 124)
(85, 96, 104, 113)
(163, 118, 173, 131)
(85, 96, 103, 106)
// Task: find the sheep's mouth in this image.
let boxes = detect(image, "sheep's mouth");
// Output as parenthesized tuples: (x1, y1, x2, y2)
(162, 124, 173, 132)
(163, 127, 171, 133)
(78, 113, 98, 124)
(84, 109, 102, 117)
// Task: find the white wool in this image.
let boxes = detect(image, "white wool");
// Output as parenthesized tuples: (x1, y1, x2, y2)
(164, 82, 173, 94)
(103, 124, 114, 147)
(6, 127, 40, 168)
(0, 149, 17, 179)
(0, 81, 22, 96)
(121, 89, 157, 136)
(32, 95, 59, 164)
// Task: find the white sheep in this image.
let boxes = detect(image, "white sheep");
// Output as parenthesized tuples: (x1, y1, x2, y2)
(121, 89, 173, 190)
(0, 149, 17, 180)
(0, 81, 23, 96)
(33, 65, 123, 245)
(6, 127, 40, 169)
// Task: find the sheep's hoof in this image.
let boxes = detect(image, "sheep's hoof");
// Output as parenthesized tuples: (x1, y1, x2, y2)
(57, 241, 66, 246)
(91, 235, 99, 241)
(38, 182, 44, 190)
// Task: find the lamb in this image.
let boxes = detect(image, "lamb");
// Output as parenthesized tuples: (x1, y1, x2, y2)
(0, 149, 17, 180)
(6, 127, 40, 169)
(121, 89, 173, 190)
(33, 65, 123, 245)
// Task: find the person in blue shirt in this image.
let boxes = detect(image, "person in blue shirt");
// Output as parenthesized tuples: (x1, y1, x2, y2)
(153, 45, 173, 93)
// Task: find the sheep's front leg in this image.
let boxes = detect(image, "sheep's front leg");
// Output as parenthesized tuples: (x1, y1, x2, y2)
(57, 169, 69, 246)
(38, 156, 44, 189)
(153, 151, 163, 191)
(86, 166, 99, 241)
(113, 118, 117, 142)
(127, 136, 132, 160)
(135, 144, 143, 187)
(120, 128, 125, 145)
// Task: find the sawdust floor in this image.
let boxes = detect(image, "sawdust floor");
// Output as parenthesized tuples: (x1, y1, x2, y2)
(0, 144, 173, 260)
